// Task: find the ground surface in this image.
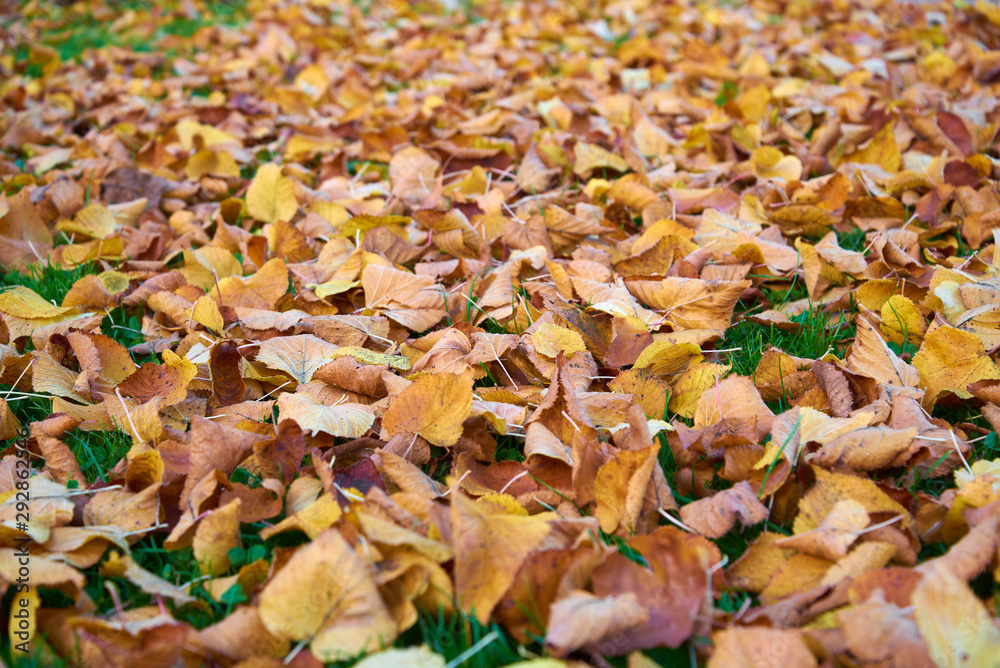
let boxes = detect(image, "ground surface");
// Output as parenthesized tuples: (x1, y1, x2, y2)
(2, 0, 1000, 666)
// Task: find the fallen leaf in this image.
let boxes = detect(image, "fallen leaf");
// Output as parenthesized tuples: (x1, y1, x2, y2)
(545, 591, 648, 657)
(708, 628, 817, 668)
(679, 481, 770, 538)
(277, 392, 375, 438)
(913, 326, 1000, 409)
(258, 528, 397, 660)
(451, 490, 552, 623)
(913, 562, 1000, 667)
(382, 370, 473, 447)
(246, 163, 298, 224)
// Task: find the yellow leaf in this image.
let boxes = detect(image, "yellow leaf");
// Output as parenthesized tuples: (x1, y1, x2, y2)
(186, 149, 241, 179)
(212, 257, 288, 310)
(573, 142, 629, 178)
(776, 499, 869, 561)
(880, 295, 926, 346)
(669, 362, 730, 418)
(330, 346, 411, 371)
(0, 287, 76, 320)
(913, 563, 1000, 668)
(258, 528, 397, 661)
(277, 392, 375, 437)
(751, 146, 803, 181)
(913, 326, 1000, 409)
(594, 444, 659, 534)
(56, 203, 117, 239)
(793, 467, 912, 535)
(193, 499, 241, 576)
(314, 279, 359, 299)
(837, 124, 901, 173)
(97, 270, 130, 295)
(260, 491, 342, 540)
(176, 119, 238, 151)
(452, 491, 552, 623)
(293, 63, 330, 100)
(246, 163, 298, 224)
(531, 323, 587, 358)
(285, 135, 340, 162)
(191, 295, 224, 334)
(632, 341, 704, 377)
(382, 370, 473, 447)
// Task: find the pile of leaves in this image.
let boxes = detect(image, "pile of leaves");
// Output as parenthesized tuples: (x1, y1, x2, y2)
(4, 0, 1000, 665)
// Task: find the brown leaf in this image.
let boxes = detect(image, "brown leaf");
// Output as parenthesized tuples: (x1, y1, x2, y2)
(838, 590, 934, 668)
(545, 591, 649, 657)
(809, 426, 918, 471)
(209, 340, 247, 406)
(258, 528, 397, 661)
(708, 628, 817, 668)
(679, 481, 770, 538)
(590, 527, 715, 651)
(451, 491, 552, 623)
(382, 369, 473, 447)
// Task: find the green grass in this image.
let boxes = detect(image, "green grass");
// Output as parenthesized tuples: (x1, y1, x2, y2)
(0, 260, 100, 305)
(3, 643, 68, 668)
(101, 306, 155, 358)
(390, 609, 524, 668)
(10, 0, 247, 75)
(495, 433, 526, 462)
(836, 227, 868, 253)
(714, 524, 766, 563)
(719, 305, 855, 377)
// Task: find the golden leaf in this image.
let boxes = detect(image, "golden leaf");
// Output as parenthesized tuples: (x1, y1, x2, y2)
(258, 528, 397, 661)
(913, 326, 1000, 409)
(382, 370, 473, 447)
(277, 392, 375, 437)
(246, 163, 298, 224)
(913, 563, 1000, 667)
(452, 491, 552, 623)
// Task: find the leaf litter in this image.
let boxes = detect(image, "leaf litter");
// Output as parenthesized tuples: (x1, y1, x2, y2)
(3, 0, 1000, 666)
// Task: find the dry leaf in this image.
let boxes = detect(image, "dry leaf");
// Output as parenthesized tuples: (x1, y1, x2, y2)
(246, 163, 298, 224)
(258, 528, 397, 660)
(277, 392, 375, 438)
(679, 481, 770, 538)
(10, 2, 1000, 663)
(382, 370, 473, 447)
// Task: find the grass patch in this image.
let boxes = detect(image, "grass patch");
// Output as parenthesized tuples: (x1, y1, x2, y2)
(390, 609, 524, 668)
(836, 227, 868, 253)
(719, 306, 855, 377)
(0, 261, 100, 305)
(66, 427, 132, 484)
(12, 0, 247, 72)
